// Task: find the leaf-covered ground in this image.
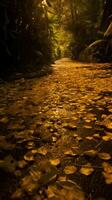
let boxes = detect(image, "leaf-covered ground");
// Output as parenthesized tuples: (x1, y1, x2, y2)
(0, 58, 112, 200)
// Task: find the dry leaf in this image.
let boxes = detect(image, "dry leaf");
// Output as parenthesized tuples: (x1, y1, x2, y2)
(18, 160, 27, 168)
(76, 136, 83, 141)
(85, 119, 91, 123)
(83, 150, 97, 158)
(73, 133, 78, 138)
(37, 146, 48, 155)
(84, 125, 92, 129)
(11, 188, 23, 199)
(52, 137, 57, 142)
(80, 163, 94, 176)
(24, 152, 34, 161)
(49, 159, 60, 166)
(64, 149, 77, 157)
(86, 136, 93, 140)
(62, 123, 77, 130)
(93, 134, 100, 139)
(29, 169, 41, 181)
(102, 172, 112, 184)
(64, 165, 77, 175)
(102, 162, 112, 174)
(21, 175, 37, 193)
(58, 176, 67, 182)
(102, 135, 112, 141)
(105, 122, 112, 130)
(98, 153, 111, 160)
(46, 185, 57, 198)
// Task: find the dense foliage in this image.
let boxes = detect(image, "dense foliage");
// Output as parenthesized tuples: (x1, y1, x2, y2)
(0, 0, 53, 77)
(0, 0, 110, 77)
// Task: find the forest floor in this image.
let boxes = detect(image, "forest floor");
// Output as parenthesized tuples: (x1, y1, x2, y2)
(0, 58, 112, 200)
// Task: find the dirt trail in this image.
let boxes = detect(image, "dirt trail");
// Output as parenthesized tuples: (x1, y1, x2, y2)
(0, 59, 112, 200)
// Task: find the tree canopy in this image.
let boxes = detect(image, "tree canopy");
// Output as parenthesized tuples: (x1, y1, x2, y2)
(0, 0, 111, 78)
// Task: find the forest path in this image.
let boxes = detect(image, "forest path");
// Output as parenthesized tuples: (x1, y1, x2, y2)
(0, 59, 112, 200)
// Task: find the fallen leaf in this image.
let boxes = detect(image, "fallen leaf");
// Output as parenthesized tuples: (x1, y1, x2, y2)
(80, 163, 94, 176)
(49, 159, 60, 166)
(64, 165, 77, 175)
(29, 168, 42, 181)
(0, 117, 8, 123)
(102, 172, 112, 184)
(85, 119, 91, 123)
(76, 136, 83, 141)
(37, 146, 48, 155)
(102, 162, 112, 174)
(73, 133, 78, 138)
(84, 125, 92, 129)
(109, 108, 112, 113)
(102, 135, 112, 141)
(105, 122, 112, 130)
(46, 185, 57, 198)
(18, 160, 27, 168)
(52, 137, 57, 142)
(21, 175, 37, 193)
(11, 188, 23, 199)
(62, 123, 77, 130)
(93, 134, 100, 139)
(58, 176, 67, 182)
(83, 150, 97, 158)
(24, 152, 34, 161)
(64, 149, 77, 157)
(86, 136, 93, 140)
(98, 153, 111, 160)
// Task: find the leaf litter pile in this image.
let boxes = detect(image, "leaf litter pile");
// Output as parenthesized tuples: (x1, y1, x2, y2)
(0, 59, 112, 200)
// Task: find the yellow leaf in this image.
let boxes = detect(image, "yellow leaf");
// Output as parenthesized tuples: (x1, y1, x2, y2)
(18, 160, 27, 168)
(80, 163, 94, 176)
(93, 134, 100, 139)
(64, 165, 77, 175)
(76, 136, 83, 141)
(86, 136, 93, 140)
(21, 175, 37, 193)
(105, 122, 112, 130)
(29, 166, 42, 181)
(83, 150, 97, 157)
(62, 123, 77, 130)
(109, 108, 112, 113)
(46, 185, 57, 198)
(11, 188, 23, 199)
(102, 162, 112, 174)
(85, 119, 91, 123)
(58, 176, 67, 182)
(37, 147, 48, 155)
(102, 172, 112, 184)
(24, 152, 34, 161)
(49, 159, 60, 166)
(64, 149, 77, 157)
(52, 137, 57, 142)
(84, 125, 92, 129)
(98, 153, 111, 160)
(102, 135, 112, 141)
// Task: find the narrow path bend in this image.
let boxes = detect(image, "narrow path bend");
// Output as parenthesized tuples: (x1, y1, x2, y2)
(0, 59, 112, 200)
